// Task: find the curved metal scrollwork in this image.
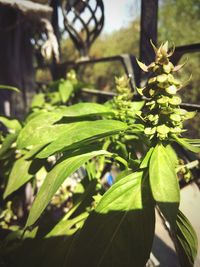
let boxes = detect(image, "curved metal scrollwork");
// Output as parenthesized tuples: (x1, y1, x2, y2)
(62, 0, 104, 57)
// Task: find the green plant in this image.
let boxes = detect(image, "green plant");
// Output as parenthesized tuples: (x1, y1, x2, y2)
(0, 43, 199, 267)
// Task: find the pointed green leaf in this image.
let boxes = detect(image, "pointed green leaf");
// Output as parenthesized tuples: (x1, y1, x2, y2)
(0, 116, 21, 132)
(65, 171, 155, 267)
(58, 102, 115, 118)
(46, 212, 89, 237)
(37, 120, 127, 158)
(165, 144, 178, 169)
(4, 156, 33, 198)
(174, 210, 198, 267)
(16, 112, 70, 148)
(149, 143, 180, 225)
(186, 139, 200, 145)
(31, 93, 45, 108)
(172, 135, 200, 153)
(140, 147, 154, 169)
(17, 103, 116, 149)
(0, 85, 19, 92)
(58, 80, 74, 103)
(26, 150, 111, 227)
(0, 133, 17, 158)
(129, 101, 145, 111)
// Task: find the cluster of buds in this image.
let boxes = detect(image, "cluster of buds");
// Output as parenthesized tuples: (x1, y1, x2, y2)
(137, 41, 195, 140)
(113, 76, 134, 122)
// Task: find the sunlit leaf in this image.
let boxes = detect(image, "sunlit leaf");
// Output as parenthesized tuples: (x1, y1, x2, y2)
(37, 120, 127, 158)
(65, 171, 155, 267)
(58, 102, 115, 118)
(0, 133, 17, 158)
(149, 143, 180, 225)
(172, 135, 200, 153)
(26, 150, 111, 227)
(0, 116, 21, 132)
(140, 147, 154, 169)
(46, 212, 89, 237)
(4, 156, 33, 198)
(16, 112, 69, 148)
(31, 93, 45, 108)
(58, 80, 73, 103)
(174, 210, 198, 267)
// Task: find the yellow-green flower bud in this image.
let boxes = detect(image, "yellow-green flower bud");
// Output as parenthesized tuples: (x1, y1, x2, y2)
(148, 77, 157, 84)
(156, 124, 170, 139)
(170, 114, 182, 122)
(165, 85, 177, 94)
(170, 127, 182, 134)
(157, 74, 168, 83)
(157, 96, 169, 105)
(144, 127, 156, 135)
(149, 89, 155, 96)
(157, 124, 170, 135)
(163, 62, 174, 73)
(183, 111, 196, 120)
(169, 96, 182, 105)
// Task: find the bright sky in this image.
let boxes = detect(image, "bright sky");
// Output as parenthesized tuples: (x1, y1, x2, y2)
(59, 0, 141, 35)
(102, 0, 141, 33)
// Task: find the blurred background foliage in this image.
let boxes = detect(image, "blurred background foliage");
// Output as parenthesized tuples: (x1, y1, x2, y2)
(36, 0, 200, 136)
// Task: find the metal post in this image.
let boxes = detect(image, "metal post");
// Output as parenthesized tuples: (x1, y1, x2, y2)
(50, 0, 60, 79)
(139, 0, 158, 65)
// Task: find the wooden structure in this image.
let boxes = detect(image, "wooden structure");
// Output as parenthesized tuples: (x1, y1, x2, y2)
(0, 0, 52, 116)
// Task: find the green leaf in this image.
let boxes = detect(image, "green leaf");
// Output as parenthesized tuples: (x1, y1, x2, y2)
(4, 156, 33, 198)
(0, 116, 21, 132)
(31, 93, 45, 108)
(37, 120, 127, 158)
(186, 139, 200, 145)
(16, 112, 68, 148)
(17, 103, 116, 149)
(174, 210, 198, 267)
(65, 171, 155, 267)
(140, 147, 154, 169)
(172, 135, 200, 153)
(115, 169, 132, 182)
(184, 111, 196, 120)
(0, 85, 19, 92)
(26, 150, 111, 227)
(58, 80, 73, 103)
(149, 143, 180, 225)
(165, 144, 178, 169)
(58, 102, 115, 118)
(0, 133, 17, 158)
(46, 212, 89, 237)
(129, 101, 145, 111)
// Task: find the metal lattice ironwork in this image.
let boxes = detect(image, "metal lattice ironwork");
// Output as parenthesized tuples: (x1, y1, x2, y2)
(62, 0, 104, 57)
